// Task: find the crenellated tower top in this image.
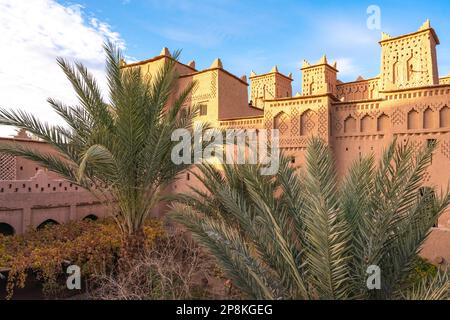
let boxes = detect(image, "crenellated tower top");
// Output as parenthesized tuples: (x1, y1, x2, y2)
(379, 19, 440, 91)
(301, 55, 338, 96)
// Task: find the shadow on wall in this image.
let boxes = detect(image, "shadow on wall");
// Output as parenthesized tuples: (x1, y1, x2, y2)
(36, 219, 59, 230)
(83, 214, 98, 221)
(0, 214, 99, 236)
(0, 223, 14, 236)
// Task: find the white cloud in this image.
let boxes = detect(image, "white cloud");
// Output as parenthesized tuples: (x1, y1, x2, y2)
(333, 58, 362, 80)
(0, 0, 126, 137)
(319, 21, 379, 47)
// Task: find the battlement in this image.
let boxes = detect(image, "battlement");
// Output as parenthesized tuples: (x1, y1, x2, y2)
(379, 19, 440, 91)
(301, 55, 338, 97)
(0, 169, 85, 195)
(249, 66, 293, 108)
(336, 77, 380, 102)
(120, 20, 445, 111)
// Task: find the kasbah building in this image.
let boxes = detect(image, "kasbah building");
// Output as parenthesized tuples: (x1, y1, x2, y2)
(0, 20, 449, 264)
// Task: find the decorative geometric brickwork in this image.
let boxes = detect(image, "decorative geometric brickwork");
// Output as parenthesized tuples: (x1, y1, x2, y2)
(279, 138, 291, 146)
(317, 106, 327, 138)
(294, 137, 309, 148)
(274, 111, 289, 136)
(334, 115, 342, 133)
(410, 140, 423, 156)
(210, 70, 218, 98)
(264, 109, 273, 139)
(441, 140, 450, 161)
(391, 108, 405, 126)
(423, 170, 431, 183)
(368, 109, 381, 119)
(300, 109, 316, 135)
(0, 153, 16, 180)
(379, 22, 438, 91)
(280, 137, 309, 148)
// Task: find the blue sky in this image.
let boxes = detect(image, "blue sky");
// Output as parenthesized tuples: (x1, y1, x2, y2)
(1, 0, 450, 136)
(69, 0, 450, 86)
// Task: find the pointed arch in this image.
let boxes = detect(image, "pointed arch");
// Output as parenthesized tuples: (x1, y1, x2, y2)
(440, 105, 450, 128)
(300, 109, 315, 136)
(344, 115, 356, 133)
(377, 113, 389, 132)
(423, 107, 434, 129)
(274, 111, 289, 136)
(407, 109, 419, 130)
(360, 114, 373, 133)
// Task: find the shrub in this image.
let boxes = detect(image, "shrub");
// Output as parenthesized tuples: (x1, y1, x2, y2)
(89, 229, 239, 300)
(171, 138, 450, 300)
(0, 218, 163, 299)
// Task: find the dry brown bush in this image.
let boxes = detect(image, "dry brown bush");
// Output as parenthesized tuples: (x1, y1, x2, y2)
(88, 229, 238, 300)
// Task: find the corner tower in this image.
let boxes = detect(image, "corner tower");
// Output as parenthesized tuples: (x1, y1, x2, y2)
(379, 20, 440, 91)
(301, 55, 338, 96)
(249, 66, 292, 108)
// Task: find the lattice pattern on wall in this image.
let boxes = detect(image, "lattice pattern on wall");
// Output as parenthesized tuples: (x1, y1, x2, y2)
(0, 153, 16, 180)
(264, 109, 273, 140)
(410, 140, 423, 156)
(441, 140, 450, 161)
(423, 170, 431, 183)
(334, 115, 342, 133)
(300, 109, 317, 136)
(317, 106, 327, 138)
(209, 70, 218, 99)
(275, 112, 289, 135)
(380, 29, 436, 90)
(279, 137, 309, 148)
(293, 137, 308, 148)
(391, 108, 405, 126)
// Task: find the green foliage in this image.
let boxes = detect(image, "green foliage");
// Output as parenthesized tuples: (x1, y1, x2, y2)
(0, 42, 203, 237)
(410, 257, 438, 284)
(171, 137, 450, 300)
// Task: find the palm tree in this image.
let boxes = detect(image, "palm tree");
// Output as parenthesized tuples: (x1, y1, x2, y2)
(0, 42, 200, 259)
(171, 137, 450, 299)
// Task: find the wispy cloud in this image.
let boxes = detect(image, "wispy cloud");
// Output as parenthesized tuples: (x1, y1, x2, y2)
(333, 57, 363, 80)
(0, 0, 127, 137)
(318, 20, 379, 47)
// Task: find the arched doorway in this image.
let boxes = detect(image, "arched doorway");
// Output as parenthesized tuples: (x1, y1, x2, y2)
(37, 219, 59, 230)
(0, 223, 15, 236)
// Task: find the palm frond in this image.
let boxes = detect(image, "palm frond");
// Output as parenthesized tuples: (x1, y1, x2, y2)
(401, 268, 450, 300)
